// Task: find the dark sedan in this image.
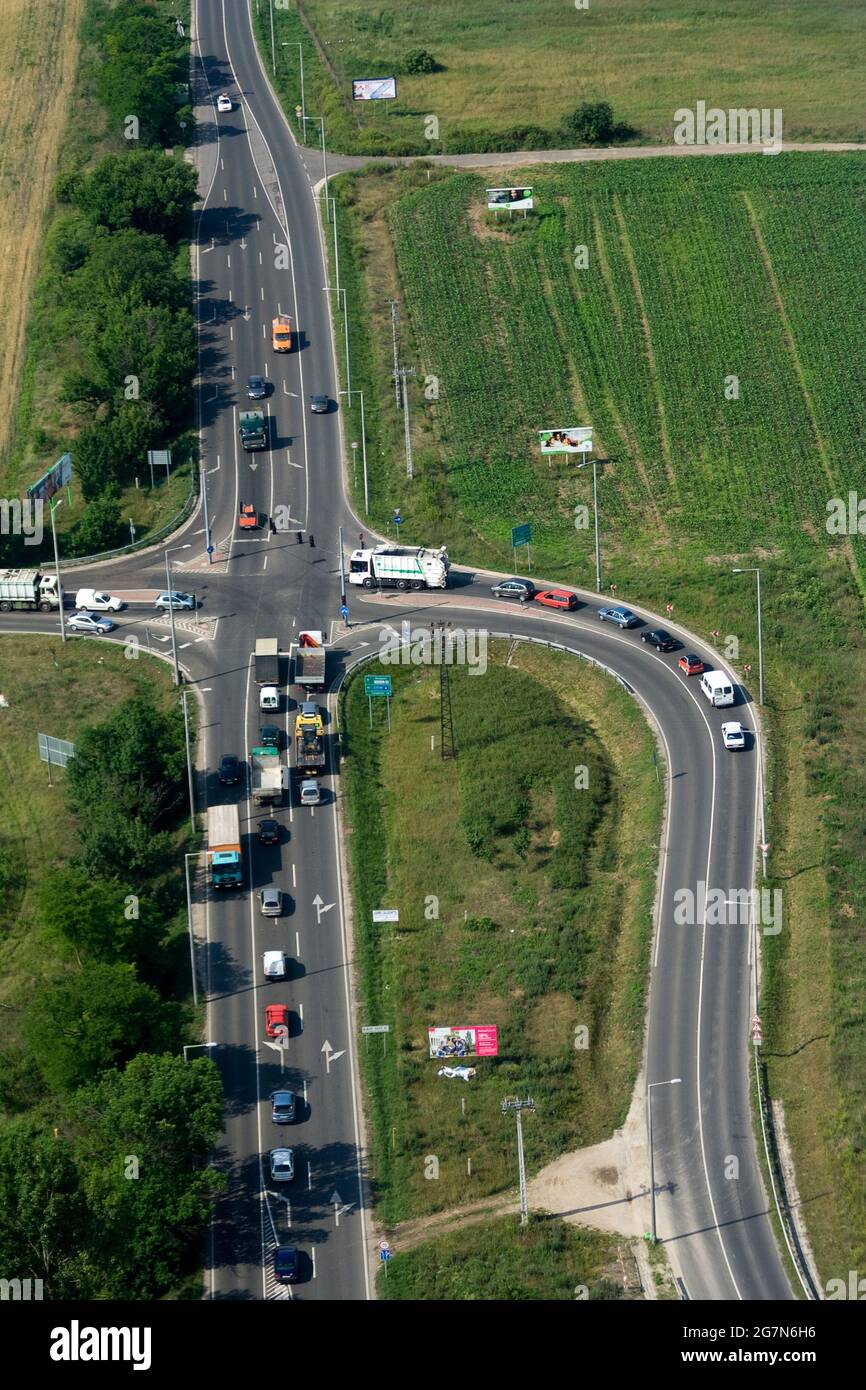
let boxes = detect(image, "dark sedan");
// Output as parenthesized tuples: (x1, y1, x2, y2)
(218, 754, 241, 785)
(641, 629, 677, 652)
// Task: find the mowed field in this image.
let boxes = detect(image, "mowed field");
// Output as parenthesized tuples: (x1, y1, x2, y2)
(0, 0, 85, 468)
(296, 0, 866, 145)
(333, 150, 866, 1279)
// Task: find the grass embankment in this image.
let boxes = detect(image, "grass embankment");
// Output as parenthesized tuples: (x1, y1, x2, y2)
(377, 1214, 634, 1301)
(332, 152, 866, 1282)
(256, 0, 866, 155)
(0, 638, 190, 999)
(1, 0, 194, 558)
(341, 641, 660, 1230)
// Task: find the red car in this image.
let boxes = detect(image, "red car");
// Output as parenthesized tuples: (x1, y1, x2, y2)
(265, 1004, 290, 1037)
(536, 589, 579, 611)
(678, 653, 704, 677)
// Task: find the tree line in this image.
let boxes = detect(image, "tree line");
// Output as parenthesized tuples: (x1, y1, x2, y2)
(0, 697, 222, 1299)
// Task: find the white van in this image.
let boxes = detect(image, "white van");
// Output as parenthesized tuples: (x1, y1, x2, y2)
(75, 588, 123, 611)
(260, 685, 279, 711)
(700, 670, 735, 707)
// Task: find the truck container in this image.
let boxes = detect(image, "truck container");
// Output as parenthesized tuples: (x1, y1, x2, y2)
(250, 747, 287, 807)
(294, 710, 325, 775)
(0, 568, 60, 612)
(348, 544, 450, 591)
(207, 805, 243, 888)
(293, 630, 326, 692)
(239, 410, 267, 451)
(255, 637, 280, 685)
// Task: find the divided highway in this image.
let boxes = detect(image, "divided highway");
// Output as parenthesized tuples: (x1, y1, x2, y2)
(0, 0, 792, 1302)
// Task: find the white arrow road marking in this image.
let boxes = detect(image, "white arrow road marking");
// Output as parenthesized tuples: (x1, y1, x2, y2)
(329, 1190, 355, 1226)
(248, 460, 258, 471)
(321, 1040, 345, 1073)
(312, 895, 335, 924)
(243, 306, 251, 320)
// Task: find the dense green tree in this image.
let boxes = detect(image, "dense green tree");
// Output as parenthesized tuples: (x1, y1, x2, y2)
(66, 228, 186, 313)
(72, 1053, 223, 1297)
(83, 303, 193, 425)
(37, 868, 138, 963)
(22, 964, 179, 1092)
(0, 1120, 93, 1298)
(68, 488, 125, 555)
(75, 151, 197, 238)
(561, 100, 615, 144)
(96, 5, 187, 148)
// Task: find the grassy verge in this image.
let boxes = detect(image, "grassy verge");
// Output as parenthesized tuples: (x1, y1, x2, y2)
(340, 640, 660, 1226)
(377, 1213, 635, 1300)
(0, 637, 195, 1009)
(255, 0, 866, 155)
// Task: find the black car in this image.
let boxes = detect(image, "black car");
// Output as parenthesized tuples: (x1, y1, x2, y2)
(258, 818, 280, 846)
(274, 1245, 299, 1284)
(309, 394, 328, 414)
(641, 629, 677, 652)
(259, 725, 280, 748)
(218, 754, 241, 785)
(246, 374, 267, 399)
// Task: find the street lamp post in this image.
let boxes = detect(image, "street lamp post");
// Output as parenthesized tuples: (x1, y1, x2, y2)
(200, 462, 212, 565)
(184, 852, 204, 1008)
(731, 567, 764, 705)
(180, 689, 196, 835)
(183, 1042, 215, 1064)
(325, 286, 350, 394)
(340, 388, 368, 514)
(164, 543, 191, 686)
(303, 116, 328, 212)
(577, 457, 604, 592)
(647, 1077, 682, 1243)
(48, 496, 66, 642)
(281, 41, 305, 126)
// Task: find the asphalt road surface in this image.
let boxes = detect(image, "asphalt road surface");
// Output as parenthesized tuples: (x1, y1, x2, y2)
(0, 0, 793, 1303)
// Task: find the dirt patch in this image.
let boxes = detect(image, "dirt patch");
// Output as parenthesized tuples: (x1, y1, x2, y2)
(467, 200, 514, 242)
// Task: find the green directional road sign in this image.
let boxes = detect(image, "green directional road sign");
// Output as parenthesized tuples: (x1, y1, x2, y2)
(364, 674, 392, 697)
(511, 522, 532, 548)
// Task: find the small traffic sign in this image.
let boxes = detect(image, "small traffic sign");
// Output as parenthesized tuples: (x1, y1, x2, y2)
(393, 509, 401, 524)
(207, 544, 215, 555)
(379, 1249, 392, 1262)
(340, 605, 349, 620)
(378, 1238, 391, 1251)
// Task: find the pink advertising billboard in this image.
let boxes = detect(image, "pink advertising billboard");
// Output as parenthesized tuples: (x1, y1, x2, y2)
(428, 1026, 499, 1059)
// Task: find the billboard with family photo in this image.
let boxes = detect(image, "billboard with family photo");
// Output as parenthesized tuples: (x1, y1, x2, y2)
(428, 1026, 499, 1059)
(539, 428, 593, 454)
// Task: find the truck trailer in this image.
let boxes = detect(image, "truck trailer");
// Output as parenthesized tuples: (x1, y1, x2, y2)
(293, 630, 327, 692)
(207, 804, 243, 888)
(348, 544, 450, 591)
(239, 410, 267, 451)
(254, 637, 280, 685)
(250, 747, 287, 806)
(294, 709, 325, 775)
(0, 568, 60, 611)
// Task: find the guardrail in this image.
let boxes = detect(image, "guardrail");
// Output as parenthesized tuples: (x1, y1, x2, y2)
(57, 476, 198, 570)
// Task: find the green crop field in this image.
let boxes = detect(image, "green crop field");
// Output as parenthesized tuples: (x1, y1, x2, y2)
(332, 150, 866, 1280)
(264, 0, 866, 154)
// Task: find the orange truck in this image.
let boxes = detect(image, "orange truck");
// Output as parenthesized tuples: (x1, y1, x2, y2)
(271, 315, 293, 352)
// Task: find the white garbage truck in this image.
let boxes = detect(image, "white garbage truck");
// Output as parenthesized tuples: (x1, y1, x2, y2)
(348, 544, 450, 591)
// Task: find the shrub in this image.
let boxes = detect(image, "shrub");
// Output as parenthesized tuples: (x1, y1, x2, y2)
(560, 100, 615, 145)
(403, 49, 438, 75)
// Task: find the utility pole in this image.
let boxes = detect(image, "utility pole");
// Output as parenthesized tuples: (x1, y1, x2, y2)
(436, 623, 455, 760)
(48, 497, 66, 643)
(393, 366, 416, 479)
(731, 566, 764, 704)
(200, 462, 212, 564)
(387, 300, 401, 407)
(338, 524, 346, 608)
(577, 456, 605, 592)
(501, 1096, 536, 1225)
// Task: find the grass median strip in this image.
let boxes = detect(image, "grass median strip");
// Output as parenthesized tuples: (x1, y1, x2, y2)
(341, 639, 660, 1227)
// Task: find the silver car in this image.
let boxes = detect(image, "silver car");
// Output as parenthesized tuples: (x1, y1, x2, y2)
(260, 887, 282, 917)
(299, 779, 321, 806)
(155, 591, 196, 611)
(270, 1147, 295, 1182)
(67, 612, 116, 635)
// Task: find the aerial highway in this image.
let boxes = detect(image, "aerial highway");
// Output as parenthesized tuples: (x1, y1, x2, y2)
(0, 0, 794, 1302)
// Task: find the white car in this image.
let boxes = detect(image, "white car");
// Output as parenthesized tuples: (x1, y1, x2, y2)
(67, 612, 116, 635)
(263, 950, 287, 980)
(260, 685, 279, 712)
(216, 93, 232, 112)
(299, 779, 320, 806)
(721, 721, 746, 750)
(269, 1147, 295, 1183)
(75, 588, 124, 612)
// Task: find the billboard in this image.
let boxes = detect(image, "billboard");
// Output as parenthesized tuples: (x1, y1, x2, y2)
(352, 77, 397, 101)
(27, 452, 72, 503)
(539, 428, 593, 455)
(487, 187, 533, 211)
(428, 1026, 499, 1059)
